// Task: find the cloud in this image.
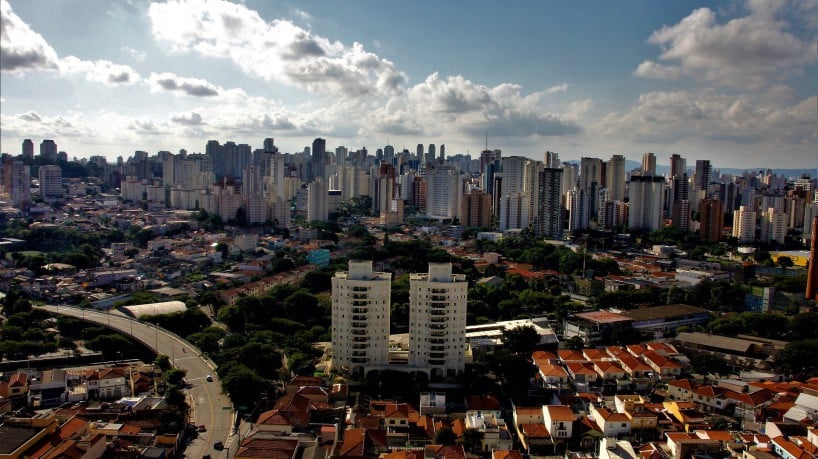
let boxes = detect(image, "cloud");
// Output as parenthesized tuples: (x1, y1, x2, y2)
(147, 0, 407, 97)
(170, 112, 205, 125)
(545, 83, 569, 94)
(122, 46, 147, 62)
(0, 0, 59, 72)
(635, 3, 814, 88)
(149, 72, 220, 97)
(596, 90, 816, 146)
(1, 0, 140, 86)
(59, 56, 141, 86)
(1, 111, 92, 138)
(129, 118, 167, 135)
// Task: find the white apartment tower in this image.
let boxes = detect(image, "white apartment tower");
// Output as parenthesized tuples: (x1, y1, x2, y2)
(605, 155, 626, 202)
(331, 261, 392, 376)
(38, 165, 63, 203)
(307, 177, 328, 222)
(628, 174, 665, 230)
(425, 164, 461, 220)
(409, 263, 468, 378)
(732, 206, 757, 243)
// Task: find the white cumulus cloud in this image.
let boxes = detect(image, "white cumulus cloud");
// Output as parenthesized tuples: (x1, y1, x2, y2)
(635, 3, 814, 89)
(147, 0, 407, 97)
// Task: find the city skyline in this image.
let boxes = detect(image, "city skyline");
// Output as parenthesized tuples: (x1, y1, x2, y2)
(1, 0, 816, 168)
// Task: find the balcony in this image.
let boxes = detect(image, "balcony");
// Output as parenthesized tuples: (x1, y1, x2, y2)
(351, 308, 367, 314)
(429, 338, 445, 344)
(351, 329, 367, 336)
(429, 324, 447, 330)
(429, 359, 446, 365)
(430, 316, 449, 323)
(430, 310, 447, 316)
(352, 343, 368, 350)
(352, 315, 367, 321)
(352, 286, 368, 292)
(430, 295, 447, 302)
(353, 336, 370, 342)
(430, 331, 447, 337)
(352, 350, 367, 357)
(351, 357, 368, 364)
(351, 323, 367, 329)
(352, 300, 368, 306)
(352, 293, 367, 299)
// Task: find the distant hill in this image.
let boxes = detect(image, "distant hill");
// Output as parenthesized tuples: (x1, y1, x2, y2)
(563, 159, 817, 179)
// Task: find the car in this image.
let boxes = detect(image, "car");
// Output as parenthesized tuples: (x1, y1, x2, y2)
(197, 425, 207, 432)
(206, 374, 213, 382)
(213, 441, 224, 451)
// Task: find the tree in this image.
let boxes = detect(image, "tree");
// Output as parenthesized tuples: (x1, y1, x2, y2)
(154, 354, 171, 372)
(164, 368, 187, 386)
(435, 426, 457, 446)
(777, 256, 794, 270)
(461, 428, 484, 453)
(774, 339, 818, 377)
(691, 353, 730, 376)
(501, 325, 540, 355)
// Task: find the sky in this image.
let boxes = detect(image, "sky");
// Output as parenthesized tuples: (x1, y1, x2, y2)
(1, 0, 816, 169)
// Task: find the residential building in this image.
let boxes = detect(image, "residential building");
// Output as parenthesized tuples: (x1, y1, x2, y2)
(699, 198, 724, 242)
(628, 174, 665, 230)
(733, 206, 757, 243)
(409, 263, 468, 377)
(331, 261, 392, 376)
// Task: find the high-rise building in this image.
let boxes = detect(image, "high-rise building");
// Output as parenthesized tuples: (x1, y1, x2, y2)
(425, 164, 461, 220)
(6, 159, 30, 208)
(22, 139, 34, 158)
(545, 151, 560, 169)
(732, 206, 757, 243)
(567, 189, 590, 232)
(501, 156, 528, 195)
(759, 207, 786, 245)
(263, 138, 277, 153)
(40, 139, 57, 162)
(461, 189, 492, 228)
(38, 165, 63, 203)
(580, 157, 603, 217)
(694, 160, 712, 191)
(311, 138, 326, 181)
(331, 261, 392, 375)
(408, 263, 468, 377)
(699, 198, 724, 242)
(605, 155, 626, 202)
(669, 154, 686, 179)
(499, 192, 529, 231)
(641, 152, 656, 175)
(628, 174, 665, 230)
(307, 177, 328, 222)
(535, 168, 563, 239)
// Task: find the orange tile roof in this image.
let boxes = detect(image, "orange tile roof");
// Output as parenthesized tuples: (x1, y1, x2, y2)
(520, 423, 551, 438)
(493, 450, 524, 459)
(545, 405, 575, 421)
(539, 364, 569, 377)
(425, 445, 466, 459)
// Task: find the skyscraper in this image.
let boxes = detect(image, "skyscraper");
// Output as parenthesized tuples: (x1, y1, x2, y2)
(409, 263, 468, 377)
(732, 206, 756, 243)
(669, 154, 686, 179)
(38, 165, 63, 203)
(311, 138, 326, 181)
(694, 160, 712, 191)
(22, 139, 33, 158)
(641, 152, 656, 175)
(628, 174, 665, 230)
(331, 261, 392, 376)
(425, 164, 461, 220)
(605, 155, 626, 202)
(699, 198, 724, 242)
(535, 167, 563, 239)
(40, 139, 57, 162)
(545, 151, 560, 169)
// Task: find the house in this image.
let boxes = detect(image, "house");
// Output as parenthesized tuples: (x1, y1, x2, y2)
(492, 450, 524, 459)
(567, 363, 600, 384)
(692, 385, 733, 411)
(615, 353, 654, 379)
(595, 361, 627, 381)
(663, 401, 708, 432)
(667, 380, 697, 401)
(338, 428, 389, 459)
(425, 444, 466, 459)
(85, 367, 130, 400)
(542, 405, 575, 439)
(642, 351, 683, 377)
(665, 432, 722, 459)
(464, 410, 512, 452)
(599, 438, 639, 459)
(538, 364, 569, 386)
(590, 405, 631, 437)
(770, 436, 814, 459)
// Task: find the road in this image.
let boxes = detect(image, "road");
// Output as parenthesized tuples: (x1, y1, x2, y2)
(40, 305, 237, 459)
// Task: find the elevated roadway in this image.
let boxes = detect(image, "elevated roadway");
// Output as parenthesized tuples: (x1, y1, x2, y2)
(40, 305, 239, 458)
